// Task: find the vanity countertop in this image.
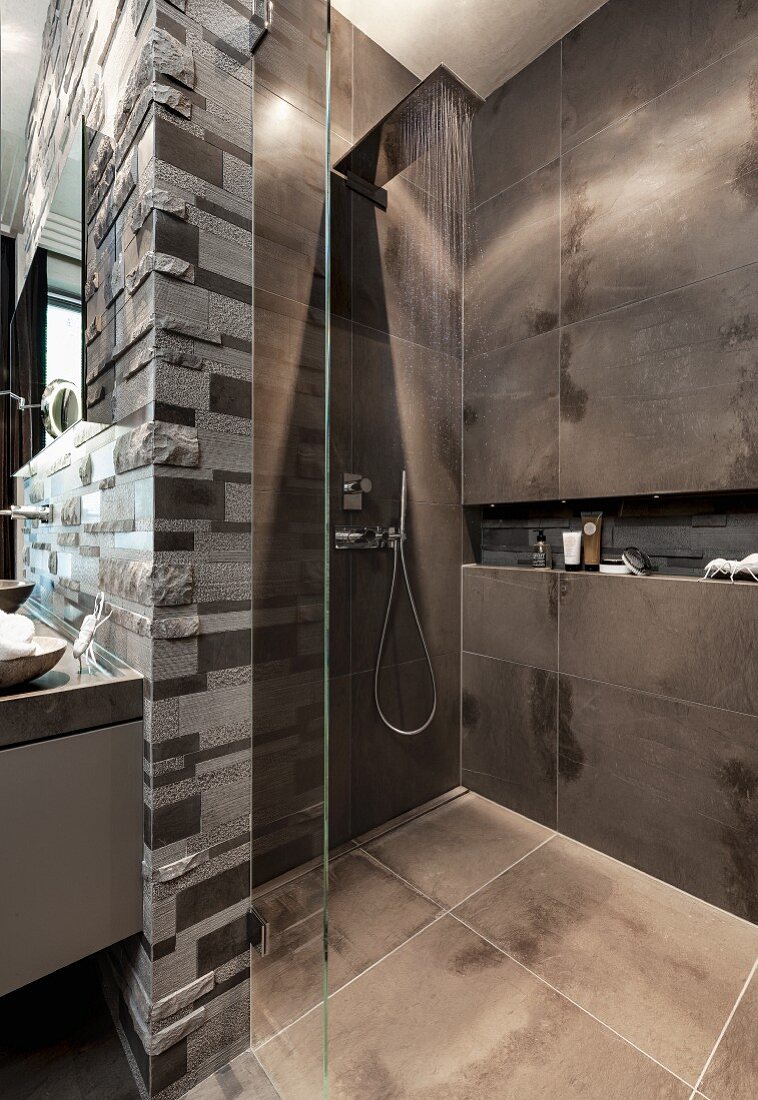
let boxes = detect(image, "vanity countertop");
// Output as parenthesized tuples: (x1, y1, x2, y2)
(0, 607, 143, 750)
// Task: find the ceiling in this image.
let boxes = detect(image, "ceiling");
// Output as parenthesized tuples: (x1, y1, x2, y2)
(333, 0, 607, 98)
(1, 0, 50, 232)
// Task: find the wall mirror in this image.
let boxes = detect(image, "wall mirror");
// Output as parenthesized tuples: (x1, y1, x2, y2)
(1, 1, 86, 479)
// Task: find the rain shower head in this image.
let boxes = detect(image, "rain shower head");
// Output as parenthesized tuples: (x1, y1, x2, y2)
(334, 63, 484, 194)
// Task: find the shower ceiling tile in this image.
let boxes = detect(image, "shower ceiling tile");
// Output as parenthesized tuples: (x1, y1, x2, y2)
(466, 159, 560, 358)
(463, 328, 559, 504)
(558, 265, 758, 498)
(558, 673, 758, 922)
(472, 42, 561, 208)
(561, 36, 758, 325)
(257, 915, 690, 1099)
(462, 652, 557, 829)
(462, 565, 558, 671)
(558, 572, 758, 717)
(562, 0, 758, 152)
(457, 836, 758, 1083)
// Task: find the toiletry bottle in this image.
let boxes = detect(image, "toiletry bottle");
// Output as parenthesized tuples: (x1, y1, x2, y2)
(532, 530, 552, 569)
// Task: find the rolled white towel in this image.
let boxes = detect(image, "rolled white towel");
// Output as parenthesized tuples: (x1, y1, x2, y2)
(0, 610, 36, 660)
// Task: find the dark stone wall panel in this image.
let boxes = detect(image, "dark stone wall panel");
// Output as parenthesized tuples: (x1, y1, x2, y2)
(559, 571, 758, 716)
(559, 264, 758, 498)
(351, 323, 461, 506)
(462, 565, 558, 671)
(467, 159, 560, 358)
(351, 653, 460, 836)
(472, 42, 560, 206)
(562, 0, 758, 151)
(562, 37, 758, 325)
(462, 651, 558, 828)
(463, 329, 559, 504)
(558, 673, 758, 921)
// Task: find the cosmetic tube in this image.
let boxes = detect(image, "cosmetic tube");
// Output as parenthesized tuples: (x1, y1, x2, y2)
(562, 530, 582, 571)
(581, 512, 603, 571)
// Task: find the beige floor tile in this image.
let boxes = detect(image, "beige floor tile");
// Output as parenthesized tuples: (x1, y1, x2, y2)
(364, 791, 553, 907)
(186, 1051, 280, 1099)
(700, 963, 758, 1100)
(257, 915, 689, 1099)
(456, 836, 758, 1082)
(252, 848, 440, 1045)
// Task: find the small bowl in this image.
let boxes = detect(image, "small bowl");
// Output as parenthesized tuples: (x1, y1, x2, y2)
(0, 636, 67, 689)
(0, 580, 35, 612)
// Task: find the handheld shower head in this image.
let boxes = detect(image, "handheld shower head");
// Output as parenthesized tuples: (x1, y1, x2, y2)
(400, 469, 408, 538)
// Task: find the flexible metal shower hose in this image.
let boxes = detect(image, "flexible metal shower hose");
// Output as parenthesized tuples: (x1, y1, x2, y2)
(374, 532, 437, 736)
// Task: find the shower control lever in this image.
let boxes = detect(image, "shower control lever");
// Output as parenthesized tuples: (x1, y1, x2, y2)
(342, 473, 372, 511)
(334, 525, 391, 550)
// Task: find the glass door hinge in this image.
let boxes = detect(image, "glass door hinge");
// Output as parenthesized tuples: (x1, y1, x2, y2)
(248, 907, 270, 957)
(251, 0, 273, 54)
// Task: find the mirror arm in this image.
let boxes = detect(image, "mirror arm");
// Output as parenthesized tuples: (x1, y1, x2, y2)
(0, 390, 39, 412)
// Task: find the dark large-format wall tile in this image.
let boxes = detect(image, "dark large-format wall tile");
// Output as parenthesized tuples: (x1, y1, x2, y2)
(559, 265, 758, 497)
(352, 323, 460, 505)
(472, 42, 560, 206)
(463, 328, 559, 503)
(467, 159, 560, 357)
(562, 0, 758, 150)
(254, 83, 328, 310)
(462, 651, 558, 827)
(353, 174, 462, 354)
(351, 653, 460, 836)
(350, 501, 460, 674)
(559, 572, 758, 716)
(462, 565, 558, 670)
(254, 0, 328, 125)
(558, 674, 758, 920)
(352, 26, 418, 139)
(562, 36, 758, 325)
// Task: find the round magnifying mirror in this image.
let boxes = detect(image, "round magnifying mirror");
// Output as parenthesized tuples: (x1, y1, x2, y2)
(41, 379, 82, 439)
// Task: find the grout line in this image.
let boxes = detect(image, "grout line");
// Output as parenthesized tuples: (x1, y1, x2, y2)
(358, 847, 445, 910)
(691, 956, 757, 1096)
(447, 834, 556, 912)
(463, 646, 758, 725)
(449, 911, 697, 1092)
(561, 832, 758, 933)
(562, 27, 758, 159)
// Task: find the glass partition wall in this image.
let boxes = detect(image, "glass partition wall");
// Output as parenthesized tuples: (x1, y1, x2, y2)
(253, 0, 758, 1096)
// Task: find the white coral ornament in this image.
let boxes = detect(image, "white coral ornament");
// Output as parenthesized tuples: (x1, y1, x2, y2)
(702, 555, 758, 582)
(73, 591, 113, 672)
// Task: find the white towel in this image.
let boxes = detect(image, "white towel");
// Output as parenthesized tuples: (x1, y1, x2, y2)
(0, 610, 36, 660)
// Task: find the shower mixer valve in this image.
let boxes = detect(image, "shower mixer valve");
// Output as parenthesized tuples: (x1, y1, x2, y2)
(334, 525, 396, 550)
(342, 473, 372, 511)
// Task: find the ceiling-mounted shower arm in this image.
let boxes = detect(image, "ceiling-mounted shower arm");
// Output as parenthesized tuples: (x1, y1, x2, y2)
(333, 63, 483, 203)
(250, 0, 273, 54)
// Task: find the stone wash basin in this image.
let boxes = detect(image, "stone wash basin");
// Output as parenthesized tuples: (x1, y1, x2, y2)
(0, 636, 67, 690)
(0, 580, 35, 613)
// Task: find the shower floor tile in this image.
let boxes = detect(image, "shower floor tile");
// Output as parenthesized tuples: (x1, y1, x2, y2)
(251, 847, 440, 1045)
(456, 834, 758, 1083)
(193, 791, 758, 1099)
(364, 790, 553, 907)
(255, 915, 690, 1099)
